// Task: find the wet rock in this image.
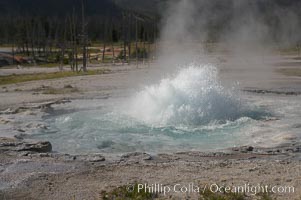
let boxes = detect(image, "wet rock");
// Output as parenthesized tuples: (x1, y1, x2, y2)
(292, 124, 301, 128)
(294, 147, 301, 152)
(25, 123, 48, 130)
(0, 99, 71, 115)
(29, 153, 78, 161)
(14, 133, 27, 139)
(121, 152, 153, 162)
(0, 117, 11, 124)
(17, 141, 52, 153)
(76, 154, 105, 162)
(249, 167, 259, 172)
(232, 146, 254, 153)
(17, 128, 26, 133)
(0, 108, 18, 114)
(243, 89, 301, 96)
(0, 137, 20, 147)
(246, 146, 254, 152)
(38, 124, 48, 130)
(97, 140, 115, 149)
(64, 84, 73, 89)
(22, 110, 37, 116)
(0, 137, 52, 153)
(284, 146, 301, 153)
(85, 155, 105, 162)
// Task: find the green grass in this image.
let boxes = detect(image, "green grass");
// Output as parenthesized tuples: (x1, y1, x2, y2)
(0, 69, 109, 86)
(41, 87, 80, 95)
(101, 184, 156, 200)
(36, 61, 85, 68)
(70, 184, 278, 200)
(258, 193, 274, 200)
(37, 63, 61, 68)
(200, 189, 275, 200)
(200, 189, 246, 200)
(277, 68, 301, 77)
(278, 46, 300, 55)
(0, 63, 59, 69)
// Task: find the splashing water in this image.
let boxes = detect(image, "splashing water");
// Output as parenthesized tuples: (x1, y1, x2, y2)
(126, 64, 260, 127)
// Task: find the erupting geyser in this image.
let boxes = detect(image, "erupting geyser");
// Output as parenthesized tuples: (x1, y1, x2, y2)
(126, 63, 257, 127)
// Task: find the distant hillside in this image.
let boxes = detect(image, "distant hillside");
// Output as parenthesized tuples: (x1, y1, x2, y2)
(0, 0, 300, 44)
(1, 0, 299, 19)
(0, 0, 121, 17)
(0, 0, 163, 18)
(113, 0, 164, 16)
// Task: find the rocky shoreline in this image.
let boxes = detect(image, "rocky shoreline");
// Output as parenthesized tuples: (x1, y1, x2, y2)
(0, 136, 300, 199)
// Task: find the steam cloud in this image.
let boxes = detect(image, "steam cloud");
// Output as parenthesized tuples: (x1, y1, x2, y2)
(157, 0, 301, 65)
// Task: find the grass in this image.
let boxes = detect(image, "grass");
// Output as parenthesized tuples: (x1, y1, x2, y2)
(278, 46, 301, 55)
(200, 189, 275, 200)
(258, 193, 275, 200)
(40, 86, 80, 95)
(200, 189, 246, 200)
(37, 63, 62, 68)
(101, 184, 156, 200)
(97, 184, 276, 200)
(0, 63, 61, 68)
(277, 68, 301, 77)
(90, 56, 114, 64)
(0, 69, 109, 86)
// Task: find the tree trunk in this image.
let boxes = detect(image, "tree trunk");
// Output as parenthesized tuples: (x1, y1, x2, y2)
(12, 41, 15, 66)
(111, 43, 115, 65)
(143, 27, 146, 65)
(127, 13, 132, 65)
(81, 0, 87, 72)
(102, 42, 106, 63)
(135, 17, 138, 67)
(122, 12, 127, 65)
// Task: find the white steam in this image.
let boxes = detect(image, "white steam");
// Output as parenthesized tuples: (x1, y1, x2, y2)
(156, 0, 301, 63)
(127, 64, 244, 126)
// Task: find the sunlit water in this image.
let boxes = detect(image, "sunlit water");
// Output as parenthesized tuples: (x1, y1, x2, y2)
(30, 64, 301, 155)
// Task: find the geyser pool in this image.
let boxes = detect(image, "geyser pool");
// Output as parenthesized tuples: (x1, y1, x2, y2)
(31, 64, 271, 155)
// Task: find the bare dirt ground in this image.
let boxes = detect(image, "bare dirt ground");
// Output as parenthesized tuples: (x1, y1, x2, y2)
(0, 54, 301, 199)
(0, 142, 300, 200)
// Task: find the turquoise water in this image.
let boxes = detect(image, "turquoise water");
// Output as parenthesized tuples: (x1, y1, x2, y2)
(33, 108, 267, 155)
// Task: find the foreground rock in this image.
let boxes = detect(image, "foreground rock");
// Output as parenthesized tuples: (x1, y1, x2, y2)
(0, 138, 300, 200)
(0, 137, 52, 153)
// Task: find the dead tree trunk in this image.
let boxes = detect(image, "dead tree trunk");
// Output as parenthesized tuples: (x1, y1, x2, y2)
(153, 20, 157, 61)
(143, 25, 146, 65)
(12, 40, 15, 66)
(122, 12, 127, 65)
(127, 13, 132, 65)
(59, 18, 68, 71)
(110, 20, 115, 65)
(135, 16, 138, 67)
(69, 15, 74, 71)
(69, 9, 78, 72)
(102, 21, 107, 63)
(148, 31, 151, 67)
(73, 8, 78, 72)
(81, 0, 87, 72)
